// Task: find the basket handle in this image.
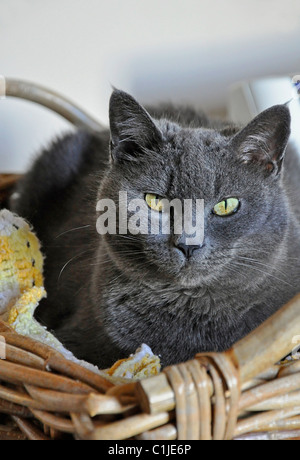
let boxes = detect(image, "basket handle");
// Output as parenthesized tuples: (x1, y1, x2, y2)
(0, 75, 104, 133)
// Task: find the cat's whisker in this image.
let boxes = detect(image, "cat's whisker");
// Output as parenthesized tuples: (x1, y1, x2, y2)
(75, 251, 153, 271)
(116, 235, 146, 243)
(55, 225, 92, 239)
(57, 249, 94, 283)
(236, 255, 292, 279)
(222, 245, 299, 261)
(222, 262, 249, 280)
(72, 283, 88, 299)
(230, 260, 294, 288)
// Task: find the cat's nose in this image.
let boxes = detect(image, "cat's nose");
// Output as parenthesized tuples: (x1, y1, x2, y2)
(176, 243, 202, 259)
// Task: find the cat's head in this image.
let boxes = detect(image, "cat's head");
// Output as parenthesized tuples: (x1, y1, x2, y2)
(97, 89, 291, 289)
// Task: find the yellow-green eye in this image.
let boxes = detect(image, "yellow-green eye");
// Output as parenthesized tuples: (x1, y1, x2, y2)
(145, 193, 164, 212)
(213, 198, 240, 216)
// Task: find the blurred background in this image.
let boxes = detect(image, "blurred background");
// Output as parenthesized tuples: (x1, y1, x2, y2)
(1, 0, 300, 172)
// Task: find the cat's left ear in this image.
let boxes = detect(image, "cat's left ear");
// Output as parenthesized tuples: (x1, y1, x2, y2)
(109, 89, 163, 163)
(231, 105, 291, 175)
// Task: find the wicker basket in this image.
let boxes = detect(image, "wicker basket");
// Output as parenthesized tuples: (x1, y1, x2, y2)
(1, 82, 300, 440)
(0, 295, 300, 441)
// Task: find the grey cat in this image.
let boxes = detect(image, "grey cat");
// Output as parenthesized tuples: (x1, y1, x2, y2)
(11, 89, 300, 368)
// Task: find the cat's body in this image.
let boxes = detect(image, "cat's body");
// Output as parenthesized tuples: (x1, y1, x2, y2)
(11, 91, 300, 367)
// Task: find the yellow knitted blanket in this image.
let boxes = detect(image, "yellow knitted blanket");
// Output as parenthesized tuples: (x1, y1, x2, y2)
(0, 209, 45, 324)
(0, 209, 160, 380)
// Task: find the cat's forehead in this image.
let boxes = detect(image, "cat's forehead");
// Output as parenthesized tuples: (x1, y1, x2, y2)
(161, 124, 231, 162)
(160, 127, 240, 199)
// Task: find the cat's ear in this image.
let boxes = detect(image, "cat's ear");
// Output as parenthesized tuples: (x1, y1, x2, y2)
(109, 89, 163, 163)
(231, 105, 291, 175)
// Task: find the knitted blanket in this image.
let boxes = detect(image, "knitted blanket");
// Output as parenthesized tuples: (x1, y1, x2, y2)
(0, 209, 160, 380)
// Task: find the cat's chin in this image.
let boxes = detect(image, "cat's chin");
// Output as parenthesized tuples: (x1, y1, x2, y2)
(171, 261, 223, 288)
(176, 269, 214, 288)
(140, 265, 212, 290)
(176, 276, 205, 289)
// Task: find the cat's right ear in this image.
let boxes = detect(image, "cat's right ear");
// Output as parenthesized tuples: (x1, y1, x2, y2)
(231, 104, 291, 175)
(109, 89, 163, 163)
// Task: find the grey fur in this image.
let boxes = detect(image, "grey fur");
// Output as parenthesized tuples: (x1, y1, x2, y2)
(10, 90, 300, 368)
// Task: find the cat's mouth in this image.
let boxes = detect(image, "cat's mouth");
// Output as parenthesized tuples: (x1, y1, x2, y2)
(170, 247, 248, 286)
(147, 249, 234, 288)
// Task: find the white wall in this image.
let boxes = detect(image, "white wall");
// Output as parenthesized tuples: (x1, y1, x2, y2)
(1, 0, 300, 172)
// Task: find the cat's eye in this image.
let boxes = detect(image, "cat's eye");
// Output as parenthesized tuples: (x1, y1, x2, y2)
(213, 198, 240, 217)
(145, 193, 164, 212)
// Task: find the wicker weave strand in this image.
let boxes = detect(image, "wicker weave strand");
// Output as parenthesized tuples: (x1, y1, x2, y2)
(197, 352, 240, 440)
(163, 353, 240, 441)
